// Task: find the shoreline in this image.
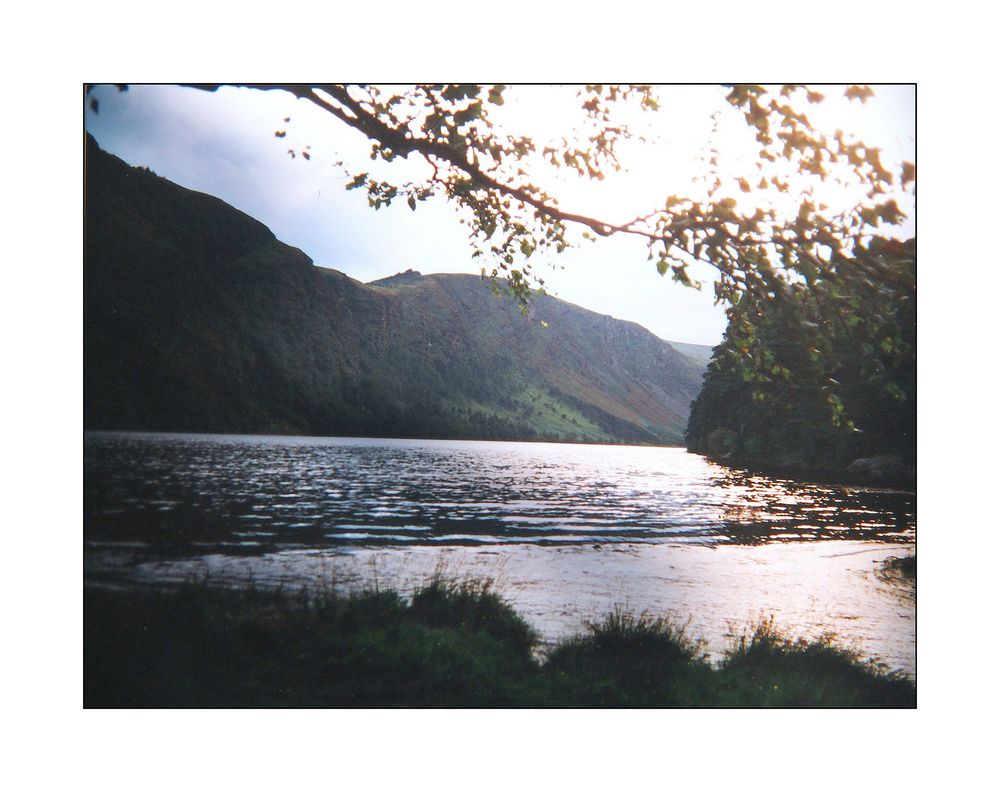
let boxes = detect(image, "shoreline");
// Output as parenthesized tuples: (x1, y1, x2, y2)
(697, 453, 917, 492)
(86, 538, 916, 677)
(85, 429, 917, 490)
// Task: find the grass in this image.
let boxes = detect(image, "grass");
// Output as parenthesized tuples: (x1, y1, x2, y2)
(541, 609, 711, 707)
(884, 554, 916, 579)
(714, 615, 916, 707)
(85, 579, 915, 708)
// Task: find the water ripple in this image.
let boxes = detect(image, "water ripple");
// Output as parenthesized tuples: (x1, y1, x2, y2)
(85, 431, 915, 553)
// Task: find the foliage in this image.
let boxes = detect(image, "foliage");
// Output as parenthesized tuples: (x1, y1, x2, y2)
(685, 235, 915, 472)
(85, 581, 915, 708)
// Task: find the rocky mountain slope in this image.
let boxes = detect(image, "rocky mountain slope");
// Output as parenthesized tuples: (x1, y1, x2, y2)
(85, 135, 707, 445)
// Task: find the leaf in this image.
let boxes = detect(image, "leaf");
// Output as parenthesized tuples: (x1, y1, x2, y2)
(901, 161, 915, 188)
(844, 85, 875, 103)
(346, 173, 368, 190)
(407, 195, 417, 211)
(671, 264, 693, 286)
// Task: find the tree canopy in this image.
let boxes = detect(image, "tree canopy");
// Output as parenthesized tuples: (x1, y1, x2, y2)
(686, 235, 915, 469)
(178, 86, 910, 282)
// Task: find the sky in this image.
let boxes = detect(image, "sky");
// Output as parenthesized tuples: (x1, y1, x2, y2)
(85, 84, 915, 346)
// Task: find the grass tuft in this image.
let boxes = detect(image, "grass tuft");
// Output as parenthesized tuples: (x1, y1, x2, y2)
(541, 607, 709, 706)
(717, 615, 916, 707)
(409, 575, 539, 658)
(883, 554, 916, 579)
(561, 606, 700, 663)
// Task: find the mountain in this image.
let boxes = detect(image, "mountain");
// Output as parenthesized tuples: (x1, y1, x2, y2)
(85, 135, 707, 445)
(664, 341, 713, 367)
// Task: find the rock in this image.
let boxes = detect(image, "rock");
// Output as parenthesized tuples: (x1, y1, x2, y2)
(846, 455, 913, 485)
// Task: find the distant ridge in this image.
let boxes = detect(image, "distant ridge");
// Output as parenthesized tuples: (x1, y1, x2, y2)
(666, 341, 713, 367)
(85, 135, 707, 445)
(370, 269, 423, 287)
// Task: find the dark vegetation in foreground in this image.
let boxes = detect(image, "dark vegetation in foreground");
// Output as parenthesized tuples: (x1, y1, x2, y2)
(86, 579, 915, 708)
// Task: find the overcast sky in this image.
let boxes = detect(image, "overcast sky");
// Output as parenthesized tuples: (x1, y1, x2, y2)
(84, 84, 915, 346)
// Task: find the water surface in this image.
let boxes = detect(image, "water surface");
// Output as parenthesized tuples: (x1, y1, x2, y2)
(85, 432, 916, 672)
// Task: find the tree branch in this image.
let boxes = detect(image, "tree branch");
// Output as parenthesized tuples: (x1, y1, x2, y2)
(189, 83, 640, 238)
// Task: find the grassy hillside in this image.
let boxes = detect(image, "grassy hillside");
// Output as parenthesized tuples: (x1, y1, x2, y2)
(85, 136, 705, 444)
(667, 341, 714, 367)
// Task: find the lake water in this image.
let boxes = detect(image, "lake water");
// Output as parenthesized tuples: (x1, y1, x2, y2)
(84, 431, 916, 674)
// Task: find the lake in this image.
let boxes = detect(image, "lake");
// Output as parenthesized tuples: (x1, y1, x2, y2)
(84, 431, 916, 674)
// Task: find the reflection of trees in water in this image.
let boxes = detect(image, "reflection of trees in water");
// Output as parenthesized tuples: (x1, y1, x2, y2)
(711, 519, 914, 545)
(709, 468, 915, 545)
